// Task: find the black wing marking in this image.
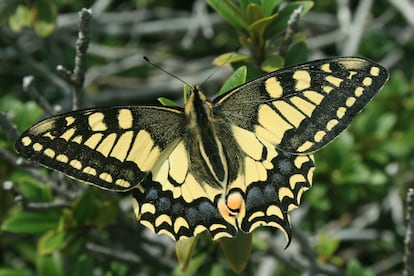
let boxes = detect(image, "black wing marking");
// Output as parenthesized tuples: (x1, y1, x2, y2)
(15, 106, 185, 191)
(214, 57, 389, 153)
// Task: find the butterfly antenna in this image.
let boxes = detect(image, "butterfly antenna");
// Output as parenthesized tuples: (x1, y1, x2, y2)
(143, 56, 193, 88)
(200, 51, 236, 87)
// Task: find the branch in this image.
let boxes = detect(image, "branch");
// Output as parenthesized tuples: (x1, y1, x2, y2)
(280, 5, 303, 57)
(22, 76, 56, 115)
(3, 180, 71, 211)
(256, 229, 340, 275)
(0, 28, 71, 95)
(0, 111, 19, 142)
(89, 10, 222, 37)
(389, 0, 414, 27)
(340, 0, 374, 55)
(1, 145, 79, 202)
(85, 242, 174, 271)
(181, 0, 214, 48)
(404, 188, 414, 276)
(57, 8, 92, 109)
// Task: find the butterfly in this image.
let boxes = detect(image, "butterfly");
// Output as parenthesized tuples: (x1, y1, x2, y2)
(15, 57, 388, 243)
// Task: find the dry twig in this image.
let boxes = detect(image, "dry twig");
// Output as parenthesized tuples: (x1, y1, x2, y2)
(405, 188, 414, 276)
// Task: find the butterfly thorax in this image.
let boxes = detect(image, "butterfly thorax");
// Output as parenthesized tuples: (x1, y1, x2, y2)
(184, 86, 241, 189)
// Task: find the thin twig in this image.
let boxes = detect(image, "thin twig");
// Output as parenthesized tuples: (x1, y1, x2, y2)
(181, 0, 214, 48)
(57, 8, 92, 109)
(72, 8, 91, 109)
(257, 230, 340, 275)
(341, 0, 373, 56)
(404, 188, 414, 276)
(89, 11, 222, 37)
(291, 227, 339, 275)
(280, 5, 303, 57)
(0, 27, 71, 95)
(3, 180, 71, 211)
(291, 227, 318, 274)
(21, 200, 72, 211)
(22, 76, 56, 115)
(389, 0, 414, 27)
(0, 111, 19, 142)
(1, 146, 75, 201)
(86, 242, 141, 264)
(85, 242, 174, 271)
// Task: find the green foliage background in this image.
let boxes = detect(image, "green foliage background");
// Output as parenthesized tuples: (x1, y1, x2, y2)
(0, 0, 412, 275)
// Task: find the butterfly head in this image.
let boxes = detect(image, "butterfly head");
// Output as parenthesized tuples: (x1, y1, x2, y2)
(184, 86, 213, 121)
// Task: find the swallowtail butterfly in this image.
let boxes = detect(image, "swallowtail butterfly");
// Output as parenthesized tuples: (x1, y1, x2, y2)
(15, 57, 388, 242)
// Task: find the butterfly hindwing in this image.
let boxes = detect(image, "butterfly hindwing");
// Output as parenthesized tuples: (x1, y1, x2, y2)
(132, 178, 238, 240)
(15, 106, 185, 191)
(131, 138, 239, 240)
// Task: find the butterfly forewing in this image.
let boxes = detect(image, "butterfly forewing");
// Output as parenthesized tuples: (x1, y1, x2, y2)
(214, 57, 388, 154)
(16, 106, 185, 191)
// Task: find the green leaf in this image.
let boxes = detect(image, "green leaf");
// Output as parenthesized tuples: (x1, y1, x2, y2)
(248, 13, 278, 45)
(32, 0, 57, 37)
(237, 33, 252, 50)
(0, 268, 30, 276)
(213, 52, 252, 66)
(246, 3, 264, 24)
(1, 211, 61, 234)
(345, 259, 375, 276)
(285, 41, 308, 65)
(176, 235, 199, 272)
(73, 189, 97, 225)
(36, 252, 64, 276)
(0, 1, 20, 24)
(0, 96, 43, 130)
(306, 185, 330, 211)
(158, 97, 180, 107)
(38, 230, 69, 255)
(240, 0, 261, 14)
(72, 255, 94, 276)
(95, 200, 119, 228)
(262, 0, 283, 16)
(315, 233, 340, 257)
(261, 54, 284, 72)
(209, 265, 227, 276)
(10, 171, 53, 203)
(244, 63, 265, 81)
(8, 5, 31, 33)
(207, 0, 249, 31)
(218, 66, 247, 95)
(219, 232, 252, 273)
(57, 208, 74, 232)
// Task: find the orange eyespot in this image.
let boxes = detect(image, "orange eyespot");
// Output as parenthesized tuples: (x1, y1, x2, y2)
(218, 197, 230, 219)
(227, 192, 243, 211)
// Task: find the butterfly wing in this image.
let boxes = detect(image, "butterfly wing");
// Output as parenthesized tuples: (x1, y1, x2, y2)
(132, 171, 237, 240)
(213, 57, 388, 242)
(16, 104, 237, 240)
(15, 106, 185, 191)
(15, 57, 388, 242)
(214, 57, 389, 153)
